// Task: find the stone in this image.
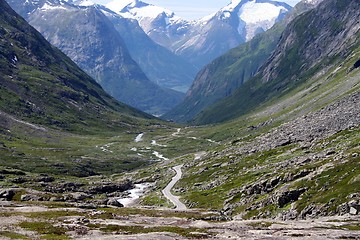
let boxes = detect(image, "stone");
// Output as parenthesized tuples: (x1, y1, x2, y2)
(21, 194, 40, 201)
(70, 192, 90, 201)
(107, 198, 124, 207)
(349, 207, 358, 215)
(49, 196, 63, 202)
(0, 189, 15, 201)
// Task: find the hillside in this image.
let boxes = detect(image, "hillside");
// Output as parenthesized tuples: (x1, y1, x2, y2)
(192, 0, 360, 125)
(0, 0, 166, 177)
(0, 0, 152, 129)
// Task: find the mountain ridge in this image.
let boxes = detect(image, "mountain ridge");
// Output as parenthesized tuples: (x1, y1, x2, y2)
(106, 0, 292, 68)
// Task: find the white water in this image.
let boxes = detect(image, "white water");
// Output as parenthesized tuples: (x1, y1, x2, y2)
(172, 128, 181, 136)
(117, 183, 151, 207)
(134, 133, 144, 142)
(151, 140, 167, 147)
(153, 151, 169, 161)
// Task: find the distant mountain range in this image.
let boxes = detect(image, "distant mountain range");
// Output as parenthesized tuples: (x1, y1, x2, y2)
(106, 0, 292, 68)
(6, 0, 295, 116)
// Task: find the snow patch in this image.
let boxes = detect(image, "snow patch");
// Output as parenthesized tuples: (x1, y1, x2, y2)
(107, 0, 174, 19)
(77, 0, 95, 7)
(172, 128, 181, 136)
(12, 55, 18, 64)
(40, 3, 67, 11)
(238, 2, 286, 24)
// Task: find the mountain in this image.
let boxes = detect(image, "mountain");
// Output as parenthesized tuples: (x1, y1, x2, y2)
(175, 0, 292, 67)
(164, 0, 322, 123)
(106, 0, 194, 50)
(107, 0, 292, 68)
(6, 0, 184, 115)
(0, 0, 151, 131)
(192, 0, 359, 125)
(169, 0, 360, 220)
(97, 5, 198, 93)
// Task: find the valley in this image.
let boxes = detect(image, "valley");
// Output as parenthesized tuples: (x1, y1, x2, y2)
(0, 0, 359, 239)
(0, 120, 359, 239)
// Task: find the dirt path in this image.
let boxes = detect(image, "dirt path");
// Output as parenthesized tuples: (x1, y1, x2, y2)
(162, 164, 187, 210)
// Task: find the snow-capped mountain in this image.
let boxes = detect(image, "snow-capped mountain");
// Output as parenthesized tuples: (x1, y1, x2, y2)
(107, 0, 292, 68)
(106, 0, 194, 49)
(211, 0, 290, 41)
(177, 0, 292, 67)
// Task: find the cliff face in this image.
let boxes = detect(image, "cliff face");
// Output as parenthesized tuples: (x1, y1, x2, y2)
(260, 0, 360, 84)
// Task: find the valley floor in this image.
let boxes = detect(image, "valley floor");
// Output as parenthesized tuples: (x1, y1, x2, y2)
(0, 201, 359, 239)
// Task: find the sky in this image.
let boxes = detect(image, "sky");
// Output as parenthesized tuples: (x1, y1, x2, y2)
(93, 0, 302, 20)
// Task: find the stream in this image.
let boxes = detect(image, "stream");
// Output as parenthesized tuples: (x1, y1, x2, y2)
(117, 183, 151, 207)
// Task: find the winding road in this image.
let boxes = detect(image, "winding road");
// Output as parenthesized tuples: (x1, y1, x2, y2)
(162, 164, 187, 210)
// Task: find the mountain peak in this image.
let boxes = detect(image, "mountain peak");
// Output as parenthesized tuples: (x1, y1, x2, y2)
(106, 0, 175, 20)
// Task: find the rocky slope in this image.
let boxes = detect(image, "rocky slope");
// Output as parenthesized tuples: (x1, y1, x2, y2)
(177, 84, 360, 219)
(193, 0, 359, 125)
(6, 0, 184, 115)
(164, 0, 322, 123)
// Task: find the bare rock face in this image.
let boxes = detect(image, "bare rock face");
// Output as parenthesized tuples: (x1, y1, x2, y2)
(276, 188, 307, 208)
(0, 189, 15, 201)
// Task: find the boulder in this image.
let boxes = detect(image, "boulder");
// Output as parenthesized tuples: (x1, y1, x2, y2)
(21, 194, 41, 201)
(348, 200, 360, 215)
(70, 192, 91, 201)
(0, 189, 15, 201)
(276, 188, 307, 208)
(106, 198, 124, 207)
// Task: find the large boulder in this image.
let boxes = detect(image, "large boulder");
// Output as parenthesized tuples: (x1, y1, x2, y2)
(0, 189, 15, 201)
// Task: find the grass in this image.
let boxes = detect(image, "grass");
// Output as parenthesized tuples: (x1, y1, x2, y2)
(0, 231, 30, 239)
(18, 222, 69, 239)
